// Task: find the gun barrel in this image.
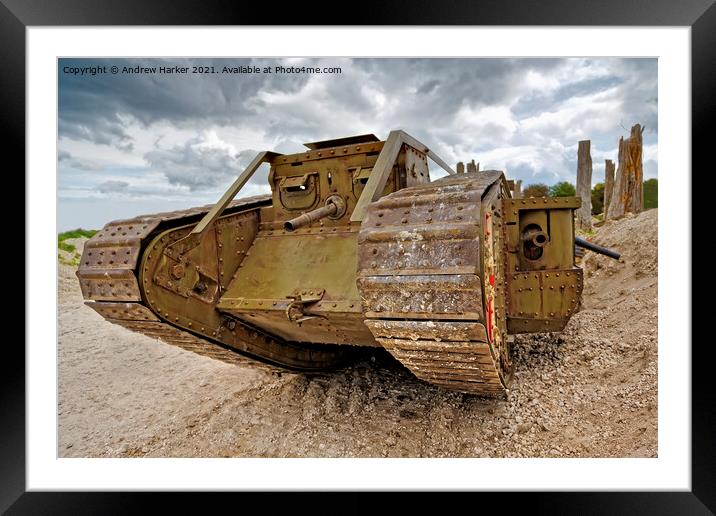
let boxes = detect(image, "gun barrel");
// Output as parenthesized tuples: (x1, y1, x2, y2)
(575, 236, 621, 260)
(284, 202, 338, 231)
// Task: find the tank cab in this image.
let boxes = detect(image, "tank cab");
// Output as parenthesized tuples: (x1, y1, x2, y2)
(259, 133, 432, 232)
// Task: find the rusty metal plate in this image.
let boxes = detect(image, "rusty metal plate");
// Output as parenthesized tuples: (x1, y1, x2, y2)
(77, 269, 141, 301)
(79, 244, 142, 270)
(85, 301, 159, 322)
(357, 228, 479, 276)
(359, 223, 479, 244)
(358, 274, 483, 320)
(271, 140, 385, 165)
(506, 268, 583, 321)
(365, 320, 487, 342)
(365, 195, 481, 228)
(503, 196, 581, 223)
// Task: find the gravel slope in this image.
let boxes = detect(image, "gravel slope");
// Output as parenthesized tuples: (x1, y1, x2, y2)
(58, 209, 657, 457)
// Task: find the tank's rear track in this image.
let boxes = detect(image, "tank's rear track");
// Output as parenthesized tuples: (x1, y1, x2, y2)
(357, 172, 511, 395)
(76, 195, 347, 373)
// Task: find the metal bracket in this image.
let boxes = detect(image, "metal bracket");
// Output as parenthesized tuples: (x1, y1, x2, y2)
(164, 150, 281, 260)
(350, 130, 456, 222)
(285, 288, 325, 324)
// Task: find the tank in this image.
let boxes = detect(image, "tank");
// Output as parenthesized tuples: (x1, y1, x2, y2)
(76, 130, 601, 395)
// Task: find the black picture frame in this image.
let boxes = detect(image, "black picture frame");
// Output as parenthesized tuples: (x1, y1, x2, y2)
(5, 0, 708, 513)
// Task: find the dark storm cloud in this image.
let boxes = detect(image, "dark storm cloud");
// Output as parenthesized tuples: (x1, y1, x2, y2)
(144, 136, 260, 190)
(59, 58, 563, 152)
(59, 57, 657, 200)
(417, 79, 441, 94)
(59, 58, 311, 148)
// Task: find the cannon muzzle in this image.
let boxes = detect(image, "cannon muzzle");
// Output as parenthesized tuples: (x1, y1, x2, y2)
(284, 195, 347, 231)
(575, 236, 621, 260)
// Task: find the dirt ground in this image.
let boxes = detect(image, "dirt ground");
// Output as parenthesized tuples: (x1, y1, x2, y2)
(58, 209, 657, 458)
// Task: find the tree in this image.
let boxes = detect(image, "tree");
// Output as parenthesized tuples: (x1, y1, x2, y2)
(607, 123, 644, 219)
(591, 183, 605, 215)
(522, 183, 550, 198)
(575, 140, 593, 229)
(549, 181, 576, 197)
(643, 178, 658, 209)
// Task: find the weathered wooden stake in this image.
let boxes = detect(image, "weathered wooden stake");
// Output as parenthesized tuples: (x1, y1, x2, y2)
(456, 161, 465, 174)
(604, 159, 615, 218)
(606, 124, 645, 219)
(576, 140, 593, 230)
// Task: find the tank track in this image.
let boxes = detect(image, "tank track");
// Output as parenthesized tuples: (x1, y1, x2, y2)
(76, 195, 338, 373)
(85, 301, 281, 371)
(357, 172, 511, 395)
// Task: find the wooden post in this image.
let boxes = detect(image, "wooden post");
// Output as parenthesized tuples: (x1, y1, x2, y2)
(606, 124, 645, 219)
(467, 159, 478, 174)
(604, 159, 615, 218)
(456, 161, 465, 174)
(514, 179, 522, 198)
(576, 140, 593, 230)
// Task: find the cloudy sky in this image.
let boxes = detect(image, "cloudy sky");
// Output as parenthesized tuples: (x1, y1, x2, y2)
(58, 57, 657, 231)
